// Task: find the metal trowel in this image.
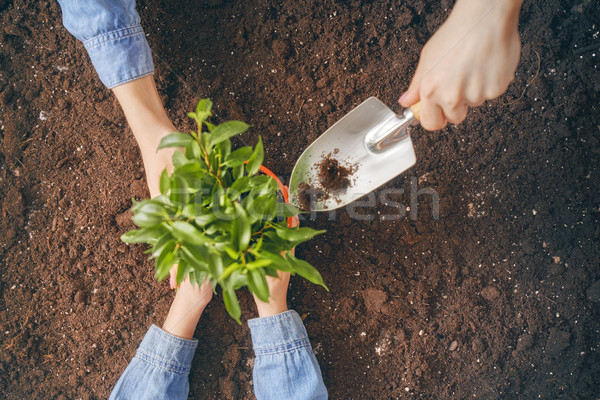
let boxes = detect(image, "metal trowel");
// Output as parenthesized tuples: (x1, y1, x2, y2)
(289, 97, 421, 211)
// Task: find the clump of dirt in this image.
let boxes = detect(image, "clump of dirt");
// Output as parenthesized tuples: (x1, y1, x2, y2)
(297, 181, 327, 211)
(317, 155, 354, 191)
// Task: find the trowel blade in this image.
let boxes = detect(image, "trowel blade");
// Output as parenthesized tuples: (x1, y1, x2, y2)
(289, 97, 417, 211)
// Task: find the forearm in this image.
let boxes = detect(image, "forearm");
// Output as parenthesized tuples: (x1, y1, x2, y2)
(109, 325, 197, 400)
(453, 0, 523, 27)
(249, 311, 327, 400)
(111, 75, 176, 197)
(112, 75, 175, 155)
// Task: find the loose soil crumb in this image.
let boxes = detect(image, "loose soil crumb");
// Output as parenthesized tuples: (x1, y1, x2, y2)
(297, 181, 328, 211)
(317, 154, 354, 191)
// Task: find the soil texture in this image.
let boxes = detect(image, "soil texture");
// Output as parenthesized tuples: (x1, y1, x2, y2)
(1, 0, 599, 399)
(317, 152, 356, 192)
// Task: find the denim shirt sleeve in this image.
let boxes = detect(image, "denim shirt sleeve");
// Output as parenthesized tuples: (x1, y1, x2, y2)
(109, 325, 197, 400)
(249, 310, 328, 400)
(57, 0, 154, 88)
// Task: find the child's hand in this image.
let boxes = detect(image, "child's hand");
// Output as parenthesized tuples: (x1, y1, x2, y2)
(162, 277, 213, 339)
(253, 214, 300, 318)
(399, 0, 522, 130)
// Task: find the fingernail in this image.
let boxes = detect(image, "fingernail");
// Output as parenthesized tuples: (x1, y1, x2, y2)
(398, 92, 407, 103)
(170, 275, 176, 290)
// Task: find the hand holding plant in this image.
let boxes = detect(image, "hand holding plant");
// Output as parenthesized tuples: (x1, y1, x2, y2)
(122, 99, 327, 323)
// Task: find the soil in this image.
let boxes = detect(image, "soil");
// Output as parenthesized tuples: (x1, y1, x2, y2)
(297, 181, 327, 212)
(317, 152, 356, 192)
(1, 0, 599, 399)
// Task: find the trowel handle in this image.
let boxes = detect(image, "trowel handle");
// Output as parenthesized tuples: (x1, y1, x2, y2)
(409, 102, 421, 121)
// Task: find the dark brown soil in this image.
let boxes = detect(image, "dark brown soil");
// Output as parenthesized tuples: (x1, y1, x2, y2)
(317, 153, 355, 192)
(297, 181, 328, 212)
(1, 0, 600, 399)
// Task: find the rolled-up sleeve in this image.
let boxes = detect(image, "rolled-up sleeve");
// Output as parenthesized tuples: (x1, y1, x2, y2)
(57, 0, 154, 88)
(109, 325, 197, 400)
(249, 310, 328, 400)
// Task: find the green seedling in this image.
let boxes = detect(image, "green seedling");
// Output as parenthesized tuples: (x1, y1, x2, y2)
(122, 99, 327, 323)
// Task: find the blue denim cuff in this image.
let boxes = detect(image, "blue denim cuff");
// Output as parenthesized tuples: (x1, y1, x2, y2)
(83, 25, 154, 89)
(248, 310, 311, 356)
(135, 325, 198, 375)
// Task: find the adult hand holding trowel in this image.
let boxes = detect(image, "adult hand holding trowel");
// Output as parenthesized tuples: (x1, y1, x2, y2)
(289, 0, 524, 211)
(399, 0, 523, 131)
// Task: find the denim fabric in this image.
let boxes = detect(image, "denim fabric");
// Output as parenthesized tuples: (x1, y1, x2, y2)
(249, 310, 328, 400)
(57, 0, 154, 88)
(109, 325, 197, 400)
(109, 311, 327, 399)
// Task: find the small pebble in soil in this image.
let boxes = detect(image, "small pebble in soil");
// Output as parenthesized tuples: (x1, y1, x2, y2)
(586, 280, 600, 302)
(472, 337, 486, 353)
(480, 285, 500, 301)
(449, 340, 458, 351)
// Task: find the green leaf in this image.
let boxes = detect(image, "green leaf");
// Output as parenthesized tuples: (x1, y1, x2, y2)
(170, 175, 191, 206)
(286, 252, 328, 290)
(196, 98, 213, 114)
(224, 246, 239, 259)
(223, 287, 242, 324)
(246, 136, 264, 176)
(209, 252, 224, 278)
(204, 121, 216, 132)
(229, 270, 248, 290)
(219, 262, 241, 281)
(185, 140, 202, 160)
(277, 202, 301, 218)
(172, 150, 189, 168)
(231, 203, 250, 251)
(188, 270, 208, 287)
(276, 227, 326, 242)
(155, 242, 177, 281)
(171, 221, 207, 245)
(159, 169, 170, 196)
(176, 259, 192, 286)
(228, 176, 251, 197)
(151, 236, 175, 260)
(219, 139, 232, 159)
(209, 121, 250, 147)
(181, 246, 210, 270)
(232, 164, 244, 179)
(175, 161, 203, 176)
(121, 226, 166, 244)
(247, 268, 270, 302)
(224, 147, 253, 167)
(194, 212, 217, 226)
(158, 132, 193, 149)
(248, 175, 272, 187)
(132, 212, 164, 228)
(246, 259, 273, 270)
(254, 251, 295, 272)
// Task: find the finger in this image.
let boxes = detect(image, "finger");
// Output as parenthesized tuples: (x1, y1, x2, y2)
(169, 265, 178, 290)
(419, 99, 447, 131)
(444, 104, 469, 125)
(399, 71, 422, 108)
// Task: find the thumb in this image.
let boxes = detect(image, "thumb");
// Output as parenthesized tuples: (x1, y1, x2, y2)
(399, 75, 421, 108)
(169, 265, 178, 290)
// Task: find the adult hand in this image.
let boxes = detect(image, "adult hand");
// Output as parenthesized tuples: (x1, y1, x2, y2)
(399, 0, 523, 130)
(253, 214, 300, 318)
(162, 277, 213, 339)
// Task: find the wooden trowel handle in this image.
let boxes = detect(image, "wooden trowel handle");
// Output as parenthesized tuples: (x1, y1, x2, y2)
(409, 102, 421, 121)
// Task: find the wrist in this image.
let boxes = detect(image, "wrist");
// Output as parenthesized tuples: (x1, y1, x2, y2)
(162, 292, 208, 340)
(255, 299, 288, 318)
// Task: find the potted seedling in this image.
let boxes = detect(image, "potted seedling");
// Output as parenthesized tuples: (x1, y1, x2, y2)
(121, 99, 327, 323)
